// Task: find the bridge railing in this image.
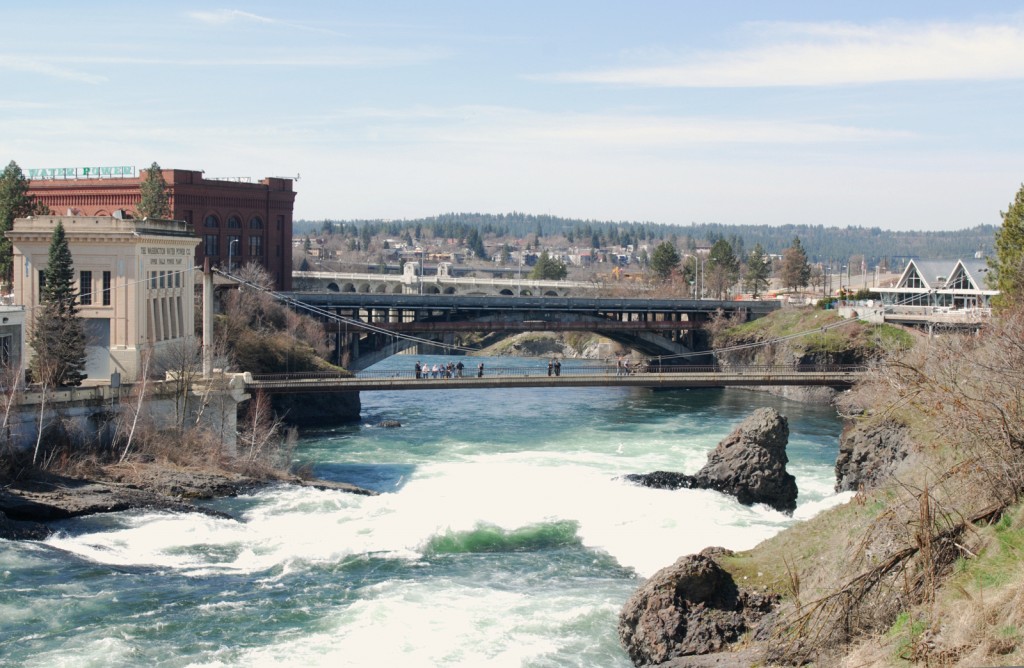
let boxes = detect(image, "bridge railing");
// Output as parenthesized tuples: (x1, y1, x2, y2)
(247, 363, 865, 382)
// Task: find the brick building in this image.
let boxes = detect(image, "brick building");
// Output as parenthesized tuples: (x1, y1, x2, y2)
(27, 167, 295, 290)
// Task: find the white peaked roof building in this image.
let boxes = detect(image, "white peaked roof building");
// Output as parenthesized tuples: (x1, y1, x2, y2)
(874, 258, 998, 309)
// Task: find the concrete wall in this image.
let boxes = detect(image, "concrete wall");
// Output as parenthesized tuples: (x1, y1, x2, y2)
(3, 376, 247, 456)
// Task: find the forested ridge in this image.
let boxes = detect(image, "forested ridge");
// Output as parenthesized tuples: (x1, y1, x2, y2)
(295, 212, 995, 264)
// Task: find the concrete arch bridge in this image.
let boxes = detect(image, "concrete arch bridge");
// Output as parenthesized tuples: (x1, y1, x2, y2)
(292, 264, 599, 297)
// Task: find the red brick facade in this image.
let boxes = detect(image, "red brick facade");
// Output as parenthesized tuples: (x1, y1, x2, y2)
(28, 169, 295, 290)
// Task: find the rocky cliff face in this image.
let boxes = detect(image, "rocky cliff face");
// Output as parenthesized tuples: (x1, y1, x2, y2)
(618, 549, 778, 666)
(625, 408, 797, 514)
(835, 418, 912, 492)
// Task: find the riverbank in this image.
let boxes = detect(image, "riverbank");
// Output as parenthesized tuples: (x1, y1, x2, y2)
(0, 460, 376, 540)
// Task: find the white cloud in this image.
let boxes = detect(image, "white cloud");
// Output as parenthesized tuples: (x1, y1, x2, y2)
(0, 56, 106, 84)
(297, 105, 910, 147)
(186, 9, 344, 36)
(186, 10, 278, 26)
(541, 20, 1024, 87)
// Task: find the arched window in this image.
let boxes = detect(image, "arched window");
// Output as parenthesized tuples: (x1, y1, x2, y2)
(249, 216, 263, 230)
(227, 215, 242, 229)
(204, 214, 219, 228)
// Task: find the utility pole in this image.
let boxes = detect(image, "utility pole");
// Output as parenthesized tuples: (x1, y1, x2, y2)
(202, 258, 213, 378)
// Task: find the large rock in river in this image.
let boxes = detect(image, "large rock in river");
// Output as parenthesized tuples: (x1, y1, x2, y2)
(618, 549, 778, 666)
(695, 407, 796, 514)
(625, 408, 797, 514)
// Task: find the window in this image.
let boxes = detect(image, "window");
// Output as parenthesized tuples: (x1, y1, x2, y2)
(159, 271, 166, 289)
(227, 215, 242, 229)
(150, 271, 157, 289)
(249, 217, 263, 230)
(174, 270, 181, 288)
(0, 335, 11, 368)
(204, 214, 219, 228)
(38, 270, 46, 299)
(102, 271, 111, 305)
(79, 270, 92, 305)
(249, 235, 263, 258)
(205, 235, 219, 257)
(276, 215, 283, 231)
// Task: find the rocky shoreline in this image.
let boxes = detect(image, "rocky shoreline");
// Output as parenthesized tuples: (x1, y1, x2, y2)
(0, 462, 376, 541)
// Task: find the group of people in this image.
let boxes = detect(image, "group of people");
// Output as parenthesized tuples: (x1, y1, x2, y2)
(415, 360, 485, 379)
(546, 358, 562, 376)
(415, 360, 464, 379)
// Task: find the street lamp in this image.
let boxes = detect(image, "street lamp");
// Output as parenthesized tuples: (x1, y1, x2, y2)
(228, 239, 239, 273)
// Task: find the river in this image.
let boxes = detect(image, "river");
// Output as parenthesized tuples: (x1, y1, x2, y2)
(1, 355, 850, 667)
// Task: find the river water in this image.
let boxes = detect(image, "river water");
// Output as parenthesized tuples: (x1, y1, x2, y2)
(1, 355, 850, 667)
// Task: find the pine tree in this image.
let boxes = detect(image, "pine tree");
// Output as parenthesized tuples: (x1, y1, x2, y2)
(528, 251, 568, 280)
(30, 222, 87, 387)
(744, 243, 772, 298)
(780, 237, 811, 292)
(989, 183, 1024, 308)
(137, 162, 170, 219)
(0, 160, 49, 285)
(707, 239, 739, 299)
(650, 241, 681, 280)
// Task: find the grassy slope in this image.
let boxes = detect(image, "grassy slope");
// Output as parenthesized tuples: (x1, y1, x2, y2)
(704, 309, 1024, 665)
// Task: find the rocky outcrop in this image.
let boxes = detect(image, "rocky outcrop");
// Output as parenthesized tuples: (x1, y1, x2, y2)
(625, 408, 797, 514)
(835, 418, 912, 492)
(0, 463, 377, 540)
(618, 549, 778, 666)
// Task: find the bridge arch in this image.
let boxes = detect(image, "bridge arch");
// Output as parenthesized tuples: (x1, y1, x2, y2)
(443, 287, 457, 295)
(341, 283, 356, 292)
(358, 283, 371, 293)
(544, 290, 558, 297)
(326, 282, 340, 292)
(424, 285, 441, 294)
(499, 289, 514, 296)
(374, 284, 388, 293)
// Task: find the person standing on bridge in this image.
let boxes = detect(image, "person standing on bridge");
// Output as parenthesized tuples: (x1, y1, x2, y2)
(477, 362, 484, 378)
(415, 361, 422, 379)
(548, 359, 554, 376)
(554, 359, 561, 376)
(456, 360, 464, 378)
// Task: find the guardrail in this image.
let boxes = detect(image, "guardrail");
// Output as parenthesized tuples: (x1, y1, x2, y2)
(247, 363, 865, 384)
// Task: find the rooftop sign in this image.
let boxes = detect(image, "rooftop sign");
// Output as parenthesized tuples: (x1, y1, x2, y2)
(27, 166, 135, 180)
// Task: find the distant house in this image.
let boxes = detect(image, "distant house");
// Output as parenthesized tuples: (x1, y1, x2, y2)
(874, 258, 997, 309)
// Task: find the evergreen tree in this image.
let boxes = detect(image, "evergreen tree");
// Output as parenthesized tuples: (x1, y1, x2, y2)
(780, 237, 812, 292)
(989, 183, 1024, 308)
(30, 222, 87, 387)
(0, 160, 49, 285)
(744, 243, 771, 298)
(707, 239, 739, 299)
(650, 241, 680, 280)
(528, 251, 568, 280)
(137, 162, 170, 219)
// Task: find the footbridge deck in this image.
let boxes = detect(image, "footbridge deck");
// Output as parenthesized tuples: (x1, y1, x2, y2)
(244, 364, 864, 393)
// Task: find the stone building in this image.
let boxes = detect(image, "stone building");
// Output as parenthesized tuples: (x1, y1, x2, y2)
(26, 167, 295, 290)
(7, 215, 200, 382)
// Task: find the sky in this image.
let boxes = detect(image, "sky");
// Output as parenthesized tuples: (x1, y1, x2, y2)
(3, 1, 1024, 231)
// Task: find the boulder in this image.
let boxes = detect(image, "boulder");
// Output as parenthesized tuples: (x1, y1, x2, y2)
(835, 418, 911, 492)
(694, 407, 796, 514)
(618, 549, 778, 666)
(624, 408, 797, 514)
